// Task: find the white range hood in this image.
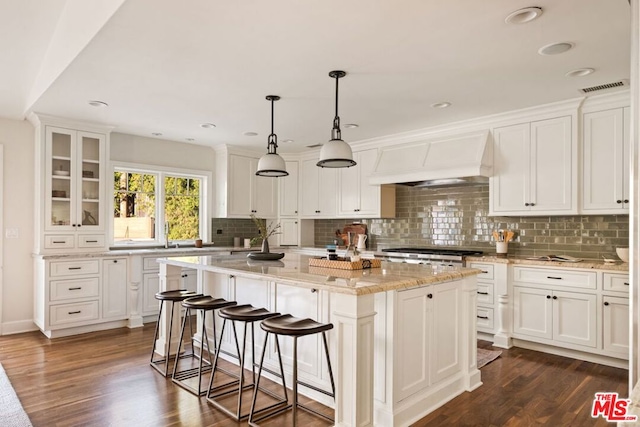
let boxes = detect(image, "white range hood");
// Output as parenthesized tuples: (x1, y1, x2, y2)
(369, 130, 493, 187)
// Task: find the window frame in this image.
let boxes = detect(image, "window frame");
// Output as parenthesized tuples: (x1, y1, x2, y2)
(109, 161, 211, 248)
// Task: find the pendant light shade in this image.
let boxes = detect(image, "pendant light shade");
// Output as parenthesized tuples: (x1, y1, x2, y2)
(256, 95, 288, 177)
(317, 70, 356, 168)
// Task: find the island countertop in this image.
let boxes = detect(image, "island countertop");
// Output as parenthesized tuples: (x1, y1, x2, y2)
(156, 252, 481, 296)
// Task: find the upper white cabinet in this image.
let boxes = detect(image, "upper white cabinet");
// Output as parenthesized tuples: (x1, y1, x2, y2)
(300, 158, 337, 218)
(214, 147, 278, 218)
(491, 116, 575, 215)
(337, 148, 396, 218)
(581, 107, 630, 213)
(32, 115, 111, 253)
(279, 160, 299, 217)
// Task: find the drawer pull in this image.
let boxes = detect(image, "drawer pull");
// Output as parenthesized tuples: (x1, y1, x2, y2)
(481, 270, 489, 274)
(625, 282, 630, 286)
(477, 291, 489, 295)
(52, 240, 66, 244)
(477, 315, 489, 319)
(68, 311, 81, 315)
(86, 240, 98, 243)
(68, 267, 82, 270)
(68, 287, 82, 290)
(547, 276, 563, 280)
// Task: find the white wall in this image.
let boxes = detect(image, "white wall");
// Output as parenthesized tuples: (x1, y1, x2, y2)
(0, 118, 35, 334)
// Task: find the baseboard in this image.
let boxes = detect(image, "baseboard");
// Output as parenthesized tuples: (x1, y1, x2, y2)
(512, 339, 630, 369)
(1, 320, 39, 335)
(41, 320, 129, 338)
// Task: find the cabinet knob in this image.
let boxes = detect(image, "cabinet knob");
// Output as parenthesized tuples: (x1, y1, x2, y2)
(624, 282, 630, 286)
(295, 210, 298, 213)
(525, 203, 530, 207)
(617, 200, 622, 204)
(311, 288, 317, 293)
(77, 224, 82, 227)
(624, 199, 629, 204)
(530, 203, 535, 207)
(427, 293, 433, 299)
(604, 301, 610, 306)
(552, 295, 558, 300)
(546, 295, 551, 299)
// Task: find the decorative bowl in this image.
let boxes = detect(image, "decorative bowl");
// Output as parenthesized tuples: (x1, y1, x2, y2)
(616, 247, 629, 263)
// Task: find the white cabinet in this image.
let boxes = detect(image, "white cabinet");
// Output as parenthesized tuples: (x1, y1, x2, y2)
(602, 295, 629, 357)
(142, 273, 161, 316)
(279, 161, 299, 217)
(337, 148, 396, 218)
(181, 268, 197, 293)
(34, 117, 110, 253)
(300, 158, 337, 218)
(513, 286, 597, 348)
(394, 280, 462, 402)
(279, 218, 299, 246)
(469, 263, 496, 334)
(491, 116, 575, 215)
(582, 107, 631, 213)
(102, 258, 128, 320)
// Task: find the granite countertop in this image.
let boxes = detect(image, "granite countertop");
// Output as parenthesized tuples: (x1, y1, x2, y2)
(157, 253, 480, 296)
(466, 255, 629, 272)
(36, 246, 259, 259)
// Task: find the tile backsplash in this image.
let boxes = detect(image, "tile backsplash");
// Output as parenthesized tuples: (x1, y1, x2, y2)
(211, 218, 259, 246)
(315, 184, 629, 260)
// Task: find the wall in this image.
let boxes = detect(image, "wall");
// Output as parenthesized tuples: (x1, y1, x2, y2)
(210, 218, 258, 246)
(315, 184, 629, 261)
(0, 118, 35, 333)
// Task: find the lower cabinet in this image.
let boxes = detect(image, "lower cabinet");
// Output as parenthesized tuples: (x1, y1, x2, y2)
(603, 295, 629, 357)
(102, 258, 128, 320)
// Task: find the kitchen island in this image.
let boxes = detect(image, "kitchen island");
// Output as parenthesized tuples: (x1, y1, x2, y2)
(157, 253, 482, 426)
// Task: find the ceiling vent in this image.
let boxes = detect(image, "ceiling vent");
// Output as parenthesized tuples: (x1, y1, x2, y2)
(579, 80, 629, 94)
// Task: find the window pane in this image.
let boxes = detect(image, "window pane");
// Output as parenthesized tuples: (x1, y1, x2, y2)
(165, 175, 200, 240)
(113, 171, 157, 242)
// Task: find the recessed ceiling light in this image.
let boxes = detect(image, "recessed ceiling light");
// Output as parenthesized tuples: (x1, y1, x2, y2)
(151, 132, 162, 137)
(185, 138, 195, 142)
(88, 100, 108, 107)
(200, 123, 216, 129)
(505, 7, 543, 24)
(344, 123, 359, 129)
(243, 131, 258, 136)
(565, 68, 595, 78)
(282, 139, 294, 143)
(538, 42, 574, 56)
(431, 102, 452, 109)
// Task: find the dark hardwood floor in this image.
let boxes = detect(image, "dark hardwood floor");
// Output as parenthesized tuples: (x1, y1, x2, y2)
(0, 325, 628, 426)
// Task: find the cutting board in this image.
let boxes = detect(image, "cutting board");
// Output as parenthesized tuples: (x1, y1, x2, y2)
(337, 223, 368, 246)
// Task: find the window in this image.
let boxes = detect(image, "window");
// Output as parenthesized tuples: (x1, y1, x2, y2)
(112, 166, 207, 245)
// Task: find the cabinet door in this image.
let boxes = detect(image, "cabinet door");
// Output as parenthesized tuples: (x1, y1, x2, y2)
(552, 290, 596, 348)
(623, 107, 631, 205)
(357, 148, 381, 215)
(142, 273, 160, 316)
(395, 286, 431, 402)
(530, 116, 573, 212)
(46, 126, 76, 231)
(181, 268, 197, 293)
(491, 123, 530, 213)
(582, 109, 625, 212)
(603, 295, 629, 357)
(102, 258, 128, 319)
(338, 156, 360, 214)
(279, 161, 299, 216)
(317, 167, 337, 217)
(254, 165, 278, 218)
(77, 131, 105, 230)
(513, 287, 552, 339)
(228, 154, 253, 216)
(279, 219, 299, 246)
(430, 280, 461, 383)
(300, 159, 320, 216)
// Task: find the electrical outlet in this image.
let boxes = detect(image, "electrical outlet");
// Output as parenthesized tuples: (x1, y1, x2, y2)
(5, 228, 19, 239)
(216, 229, 223, 234)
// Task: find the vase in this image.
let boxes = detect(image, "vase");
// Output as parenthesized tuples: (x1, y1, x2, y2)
(261, 238, 270, 253)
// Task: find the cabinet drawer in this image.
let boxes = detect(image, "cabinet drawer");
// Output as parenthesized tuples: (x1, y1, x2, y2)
(513, 267, 597, 290)
(143, 257, 160, 271)
(50, 278, 99, 301)
(49, 301, 99, 326)
(469, 263, 494, 280)
(50, 260, 100, 277)
(44, 235, 74, 249)
(477, 283, 494, 305)
(603, 273, 630, 293)
(476, 307, 494, 331)
(78, 235, 105, 248)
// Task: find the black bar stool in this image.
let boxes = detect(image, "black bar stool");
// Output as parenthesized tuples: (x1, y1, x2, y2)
(206, 304, 288, 420)
(172, 295, 237, 396)
(248, 314, 336, 427)
(150, 289, 202, 377)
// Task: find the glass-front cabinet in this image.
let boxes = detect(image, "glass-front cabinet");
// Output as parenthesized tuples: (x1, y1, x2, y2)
(46, 127, 105, 231)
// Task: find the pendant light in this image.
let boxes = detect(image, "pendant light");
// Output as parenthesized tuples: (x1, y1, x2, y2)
(317, 70, 357, 168)
(256, 95, 288, 177)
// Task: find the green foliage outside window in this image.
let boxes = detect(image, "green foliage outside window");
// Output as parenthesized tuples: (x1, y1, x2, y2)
(164, 176, 200, 240)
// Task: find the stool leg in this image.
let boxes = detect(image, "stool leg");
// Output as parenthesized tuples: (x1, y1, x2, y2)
(207, 318, 227, 397)
(197, 310, 213, 395)
(248, 332, 270, 425)
(172, 307, 190, 379)
(236, 321, 248, 418)
(165, 300, 176, 376)
(150, 300, 163, 366)
(292, 336, 298, 427)
(322, 331, 336, 398)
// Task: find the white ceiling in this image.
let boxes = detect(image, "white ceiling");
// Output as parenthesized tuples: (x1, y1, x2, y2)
(2, 0, 631, 153)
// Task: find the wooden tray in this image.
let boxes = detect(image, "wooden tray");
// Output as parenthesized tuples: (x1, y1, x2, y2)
(309, 257, 381, 270)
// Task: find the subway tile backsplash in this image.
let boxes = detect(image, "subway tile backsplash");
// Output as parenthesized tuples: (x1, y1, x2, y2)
(211, 218, 259, 246)
(315, 184, 629, 261)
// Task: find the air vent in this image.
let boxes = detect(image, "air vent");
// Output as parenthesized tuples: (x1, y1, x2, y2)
(579, 80, 629, 94)
(306, 143, 323, 148)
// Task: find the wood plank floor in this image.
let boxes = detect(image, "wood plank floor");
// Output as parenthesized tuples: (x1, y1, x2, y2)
(0, 325, 628, 426)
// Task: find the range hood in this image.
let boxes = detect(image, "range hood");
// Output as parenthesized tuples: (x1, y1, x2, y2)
(369, 130, 492, 187)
